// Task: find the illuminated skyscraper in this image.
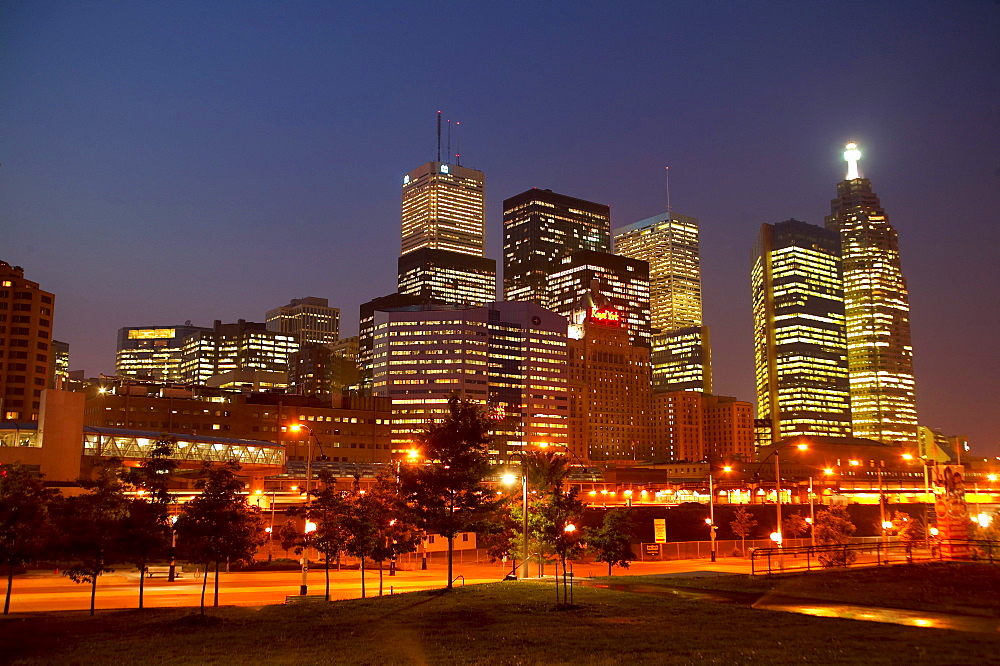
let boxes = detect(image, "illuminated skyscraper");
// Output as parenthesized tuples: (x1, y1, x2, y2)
(615, 212, 710, 391)
(752, 219, 852, 441)
(502, 189, 610, 305)
(825, 143, 918, 444)
(614, 213, 701, 331)
(398, 161, 495, 305)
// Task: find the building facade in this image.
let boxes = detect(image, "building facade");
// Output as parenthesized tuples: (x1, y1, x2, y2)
(650, 327, 712, 393)
(752, 219, 852, 441)
(398, 161, 495, 306)
(397, 247, 497, 306)
(179, 320, 298, 386)
(502, 188, 610, 305)
(0, 261, 55, 422)
(368, 302, 568, 460)
(651, 391, 755, 463)
(83, 379, 393, 464)
(265, 297, 340, 346)
(566, 301, 652, 463)
(548, 250, 651, 348)
(116, 324, 212, 382)
(825, 144, 918, 444)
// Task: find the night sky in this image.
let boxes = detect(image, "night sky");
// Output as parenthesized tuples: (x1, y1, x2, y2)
(3, 2, 998, 454)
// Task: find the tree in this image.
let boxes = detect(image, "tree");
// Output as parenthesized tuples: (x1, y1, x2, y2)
(730, 507, 758, 556)
(366, 471, 421, 597)
(525, 450, 584, 603)
(120, 437, 178, 609)
(814, 505, 856, 568)
(399, 396, 504, 589)
(782, 512, 809, 540)
(0, 464, 59, 615)
(174, 462, 266, 614)
(53, 463, 130, 615)
(587, 508, 636, 576)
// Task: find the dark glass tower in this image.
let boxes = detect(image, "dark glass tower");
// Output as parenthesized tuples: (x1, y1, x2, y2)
(502, 189, 610, 305)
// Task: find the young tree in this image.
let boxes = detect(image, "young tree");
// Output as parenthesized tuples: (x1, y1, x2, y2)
(340, 479, 380, 599)
(814, 505, 856, 568)
(526, 450, 584, 603)
(782, 512, 810, 540)
(399, 396, 504, 589)
(587, 508, 636, 576)
(367, 471, 421, 597)
(730, 507, 758, 556)
(0, 464, 59, 615)
(54, 463, 130, 615)
(120, 437, 178, 609)
(174, 461, 266, 614)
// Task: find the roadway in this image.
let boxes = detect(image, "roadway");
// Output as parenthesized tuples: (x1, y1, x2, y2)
(4, 557, 753, 613)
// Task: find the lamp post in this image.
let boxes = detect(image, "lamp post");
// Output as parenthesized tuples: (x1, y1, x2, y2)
(502, 452, 530, 580)
(290, 423, 319, 596)
(768, 442, 808, 549)
(167, 515, 179, 582)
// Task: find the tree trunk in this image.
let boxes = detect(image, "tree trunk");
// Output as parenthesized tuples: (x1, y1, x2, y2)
(325, 552, 331, 601)
(607, 560, 612, 577)
(138, 557, 146, 609)
(213, 561, 220, 607)
(200, 562, 209, 615)
(90, 571, 97, 616)
(379, 561, 384, 597)
(446, 536, 454, 589)
(4, 565, 14, 615)
(360, 556, 366, 598)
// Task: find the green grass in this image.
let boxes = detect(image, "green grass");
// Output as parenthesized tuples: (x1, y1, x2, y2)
(3, 567, 1000, 665)
(608, 562, 1000, 617)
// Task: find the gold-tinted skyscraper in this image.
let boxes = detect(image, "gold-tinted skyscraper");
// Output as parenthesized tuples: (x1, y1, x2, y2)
(614, 212, 711, 392)
(825, 143, 917, 444)
(398, 161, 495, 305)
(752, 219, 851, 440)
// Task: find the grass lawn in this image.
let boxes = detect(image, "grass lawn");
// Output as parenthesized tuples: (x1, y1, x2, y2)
(615, 562, 1000, 618)
(4, 565, 1000, 665)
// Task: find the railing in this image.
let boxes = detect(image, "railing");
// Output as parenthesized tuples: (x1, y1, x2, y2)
(751, 539, 1000, 575)
(451, 575, 465, 587)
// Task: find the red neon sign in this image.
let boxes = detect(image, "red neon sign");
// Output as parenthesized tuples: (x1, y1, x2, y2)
(589, 307, 622, 326)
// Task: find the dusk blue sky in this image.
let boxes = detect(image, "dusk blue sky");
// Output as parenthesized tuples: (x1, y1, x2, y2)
(3, 2, 998, 453)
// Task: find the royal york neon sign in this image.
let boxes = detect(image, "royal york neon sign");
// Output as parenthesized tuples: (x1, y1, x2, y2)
(589, 307, 622, 326)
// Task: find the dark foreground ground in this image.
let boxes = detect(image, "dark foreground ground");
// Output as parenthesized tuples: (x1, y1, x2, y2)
(3, 562, 999, 665)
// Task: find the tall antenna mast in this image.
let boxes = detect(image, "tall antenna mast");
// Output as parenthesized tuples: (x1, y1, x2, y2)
(455, 121, 461, 166)
(447, 119, 452, 163)
(436, 111, 442, 162)
(665, 166, 672, 215)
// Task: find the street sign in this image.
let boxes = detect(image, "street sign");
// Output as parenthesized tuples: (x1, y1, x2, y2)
(653, 518, 666, 543)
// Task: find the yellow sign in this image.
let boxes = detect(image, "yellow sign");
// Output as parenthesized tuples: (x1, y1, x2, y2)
(653, 518, 666, 543)
(128, 328, 176, 340)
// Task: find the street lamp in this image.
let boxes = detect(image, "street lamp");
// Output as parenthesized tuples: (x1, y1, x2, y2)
(290, 423, 321, 596)
(705, 463, 733, 562)
(502, 453, 530, 580)
(168, 515, 179, 582)
(767, 442, 808, 548)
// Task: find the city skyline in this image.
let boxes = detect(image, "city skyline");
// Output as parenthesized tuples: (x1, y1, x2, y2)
(3, 3, 997, 453)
